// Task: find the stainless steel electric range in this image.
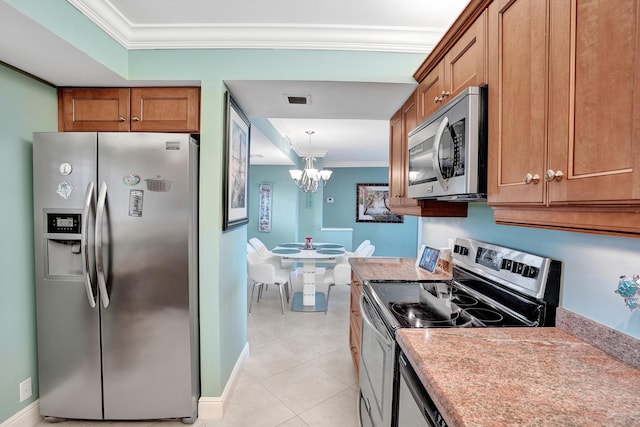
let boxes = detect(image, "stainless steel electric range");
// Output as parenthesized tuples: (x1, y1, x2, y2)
(358, 237, 562, 427)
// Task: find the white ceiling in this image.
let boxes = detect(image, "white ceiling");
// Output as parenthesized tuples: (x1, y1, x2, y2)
(0, 0, 469, 166)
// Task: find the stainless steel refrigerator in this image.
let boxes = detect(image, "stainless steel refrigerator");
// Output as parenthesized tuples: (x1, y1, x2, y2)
(32, 132, 199, 423)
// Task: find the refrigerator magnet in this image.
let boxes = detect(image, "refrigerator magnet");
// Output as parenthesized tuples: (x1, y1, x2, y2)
(123, 174, 141, 186)
(128, 189, 144, 217)
(56, 181, 73, 199)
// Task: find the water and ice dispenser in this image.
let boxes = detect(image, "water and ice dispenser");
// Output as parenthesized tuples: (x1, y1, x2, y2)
(44, 211, 83, 278)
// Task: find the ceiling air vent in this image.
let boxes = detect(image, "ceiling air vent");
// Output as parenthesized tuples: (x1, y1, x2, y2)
(285, 94, 311, 105)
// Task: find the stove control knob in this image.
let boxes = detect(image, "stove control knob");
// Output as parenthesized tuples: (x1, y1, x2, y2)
(460, 246, 469, 255)
(523, 266, 539, 278)
(501, 259, 512, 270)
(511, 262, 524, 274)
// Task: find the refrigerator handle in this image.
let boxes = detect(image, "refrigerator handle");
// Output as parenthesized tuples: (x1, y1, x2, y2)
(96, 181, 110, 308)
(82, 181, 96, 308)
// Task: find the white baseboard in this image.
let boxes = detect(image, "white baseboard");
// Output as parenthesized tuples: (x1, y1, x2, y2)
(1, 400, 41, 427)
(198, 342, 249, 419)
(1, 344, 250, 425)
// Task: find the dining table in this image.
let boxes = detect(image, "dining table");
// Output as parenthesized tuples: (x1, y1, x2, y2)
(270, 242, 346, 312)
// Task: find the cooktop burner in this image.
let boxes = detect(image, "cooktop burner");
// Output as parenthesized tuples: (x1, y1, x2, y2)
(365, 279, 534, 330)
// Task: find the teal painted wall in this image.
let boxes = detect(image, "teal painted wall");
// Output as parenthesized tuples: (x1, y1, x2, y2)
(0, 64, 57, 422)
(247, 166, 419, 258)
(322, 168, 418, 257)
(420, 203, 640, 339)
(247, 166, 299, 250)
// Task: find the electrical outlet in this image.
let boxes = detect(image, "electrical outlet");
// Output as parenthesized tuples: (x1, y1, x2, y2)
(19, 378, 32, 402)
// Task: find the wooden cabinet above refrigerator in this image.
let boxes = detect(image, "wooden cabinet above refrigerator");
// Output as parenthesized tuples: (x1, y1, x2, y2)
(58, 87, 200, 133)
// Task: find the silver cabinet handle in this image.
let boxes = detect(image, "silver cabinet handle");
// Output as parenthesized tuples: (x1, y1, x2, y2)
(131, 116, 140, 122)
(118, 116, 126, 122)
(523, 173, 540, 185)
(96, 181, 110, 308)
(82, 181, 96, 308)
(544, 169, 564, 182)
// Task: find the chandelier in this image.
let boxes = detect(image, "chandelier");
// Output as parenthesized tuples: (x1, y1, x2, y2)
(289, 131, 333, 193)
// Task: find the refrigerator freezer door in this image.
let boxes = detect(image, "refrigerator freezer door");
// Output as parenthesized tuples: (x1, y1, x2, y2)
(33, 132, 102, 419)
(97, 133, 196, 419)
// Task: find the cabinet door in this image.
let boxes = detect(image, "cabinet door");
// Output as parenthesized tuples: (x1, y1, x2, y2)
(548, 0, 640, 205)
(417, 62, 445, 123)
(59, 88, 130, 132)
(444, 10, 487, 100)
(130, 87, 200, 132)
(487, 0, 548, 205)
(389, 91, 420, 209)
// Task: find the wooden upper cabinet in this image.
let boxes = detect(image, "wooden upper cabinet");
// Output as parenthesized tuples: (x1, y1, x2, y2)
(59, 87, 200, 133)
(417, 63, 445, 123)
(488, 0, 640, 235)
(547, 0, 640, 206)
(417, 10, 487, 124)
(59, 88, 130, 132)
(487, 0, 548, 206)
(389, 91, 420, 209)
(444, 10, 487, 102)
(130, 87, 200, 133)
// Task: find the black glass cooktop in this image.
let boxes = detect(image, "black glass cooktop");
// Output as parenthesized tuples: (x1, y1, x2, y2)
(366, 280, 531, 329)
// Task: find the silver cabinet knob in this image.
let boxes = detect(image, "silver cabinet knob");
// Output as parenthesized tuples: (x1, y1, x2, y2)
(523, 173, 540, 185)
(131, 116, 140, 122)
(118, 116, 126, 122)
(544, 169, 564, 182)
(441, 91, 450, 98)
(434, 96, 442, 104)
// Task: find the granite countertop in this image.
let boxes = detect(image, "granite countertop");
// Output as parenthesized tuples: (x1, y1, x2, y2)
(349, 257, 452, 282)
(397, 327, 640, 427)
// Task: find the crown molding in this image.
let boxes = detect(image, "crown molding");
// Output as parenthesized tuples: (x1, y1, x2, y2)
(68, 0, 446, 53)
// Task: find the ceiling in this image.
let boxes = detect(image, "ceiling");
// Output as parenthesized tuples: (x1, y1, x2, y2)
(0, 0, 469, 166)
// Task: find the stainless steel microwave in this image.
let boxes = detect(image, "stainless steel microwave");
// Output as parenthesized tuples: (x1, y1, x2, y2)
(407, 85, 487, 200)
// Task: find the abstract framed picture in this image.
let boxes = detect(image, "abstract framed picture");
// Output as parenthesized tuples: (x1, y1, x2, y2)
(223, 91, 251, 230)
(356, 183, 403, 223)
(258, 183, 272, 233)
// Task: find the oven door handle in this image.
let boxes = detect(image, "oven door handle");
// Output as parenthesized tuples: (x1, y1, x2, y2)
(432, 116, 449, 191)
(359, 294, 394, 347)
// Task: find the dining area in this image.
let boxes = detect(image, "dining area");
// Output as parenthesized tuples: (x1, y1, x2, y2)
(247, 237, 375, 315)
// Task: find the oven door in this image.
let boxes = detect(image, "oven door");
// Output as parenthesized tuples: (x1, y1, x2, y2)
(358, 293, 395, 427)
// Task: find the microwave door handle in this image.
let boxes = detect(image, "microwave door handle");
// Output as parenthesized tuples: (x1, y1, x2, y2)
(432, 116, 449, 190)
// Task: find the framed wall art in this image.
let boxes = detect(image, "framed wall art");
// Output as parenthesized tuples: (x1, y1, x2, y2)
(223, 91, 251, 230)
(258, 183, 272, 233)
(356, 183, 404, 223)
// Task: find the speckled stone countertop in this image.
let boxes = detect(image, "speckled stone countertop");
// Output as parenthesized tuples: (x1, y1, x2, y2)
(349, 257, 452, 282)
(397, 327, 640, 427)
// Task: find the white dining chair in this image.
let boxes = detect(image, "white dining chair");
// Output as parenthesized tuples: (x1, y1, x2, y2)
(247, 244, 291, 314)
(249, 237, 293, 268)
(323, 244, 374, 313)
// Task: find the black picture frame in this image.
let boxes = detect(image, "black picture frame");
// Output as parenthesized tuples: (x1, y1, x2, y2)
(355, 183, 404, 223)
(223, 91, 251, 230)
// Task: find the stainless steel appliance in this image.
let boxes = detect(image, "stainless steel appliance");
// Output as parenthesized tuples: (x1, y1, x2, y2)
(32, 132, 199, 423)
(358, 238, 562, 427)
(407, 86, 487, 201)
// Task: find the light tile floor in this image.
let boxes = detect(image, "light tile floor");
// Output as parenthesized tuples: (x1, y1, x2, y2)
(35, 280, 358, 427)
